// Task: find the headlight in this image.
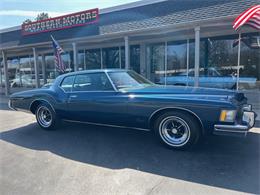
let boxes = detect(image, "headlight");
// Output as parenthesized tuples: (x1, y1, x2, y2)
(219, 110, 237, 122)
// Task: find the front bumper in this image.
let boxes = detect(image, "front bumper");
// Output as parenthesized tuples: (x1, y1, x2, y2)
(213, 108, 256, 136)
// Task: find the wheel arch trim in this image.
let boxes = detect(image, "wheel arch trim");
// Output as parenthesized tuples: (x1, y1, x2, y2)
(29, 99, 56, 114)
(148, 107, 204, 133)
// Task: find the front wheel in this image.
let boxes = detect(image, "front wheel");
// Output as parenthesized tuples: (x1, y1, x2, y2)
(154, 111, 201, 150)
(35, 102, 60, 130)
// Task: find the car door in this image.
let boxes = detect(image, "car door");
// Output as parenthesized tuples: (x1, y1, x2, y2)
(66, 72, 128, 126)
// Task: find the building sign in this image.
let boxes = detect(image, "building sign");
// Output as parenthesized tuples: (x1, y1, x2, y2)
(22, 8, 99, 35)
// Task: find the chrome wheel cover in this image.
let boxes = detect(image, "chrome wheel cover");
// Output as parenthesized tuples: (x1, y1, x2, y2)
(159, 116, 190, 147)
(37, 106, 52, 128)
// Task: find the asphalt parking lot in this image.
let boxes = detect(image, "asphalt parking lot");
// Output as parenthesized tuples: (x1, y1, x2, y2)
(0, 97, 260, 195)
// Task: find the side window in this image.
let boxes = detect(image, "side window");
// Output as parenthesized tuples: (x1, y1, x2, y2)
(60, 76, 75, 92)
(73, 73, 114, 91)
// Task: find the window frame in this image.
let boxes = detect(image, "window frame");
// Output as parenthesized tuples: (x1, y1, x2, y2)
(59, 75, 76, 93)
(67, 72, 116, 92)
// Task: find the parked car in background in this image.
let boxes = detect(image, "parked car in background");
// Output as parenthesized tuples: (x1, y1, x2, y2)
(159, 68, 257, 89)
(9, 69, 256, 150)
(10, 74, 43, 88)
(41, 83, 53, 89)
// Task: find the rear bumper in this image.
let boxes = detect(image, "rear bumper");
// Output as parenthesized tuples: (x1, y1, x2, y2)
(8, 100, 16, 110)
(213, 110, 256, 136)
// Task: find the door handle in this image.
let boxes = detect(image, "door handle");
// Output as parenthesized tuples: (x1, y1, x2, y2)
(70, 95, 77, 98)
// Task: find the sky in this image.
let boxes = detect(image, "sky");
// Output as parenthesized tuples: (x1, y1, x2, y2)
(0, 0, 140, 29)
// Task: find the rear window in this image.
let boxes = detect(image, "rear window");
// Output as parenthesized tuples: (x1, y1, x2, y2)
(60, 76, 75, 92)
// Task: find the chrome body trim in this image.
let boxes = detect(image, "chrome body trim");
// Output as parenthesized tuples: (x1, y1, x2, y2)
(58, 71, 118, 93)
(214, 124, 249, 131)
(8, 100, 16, 110)
(63, 119, 151, 131)
(104, 70, 118, 92)
(148, 107, 204, 132)
(214, 124, 249, 136)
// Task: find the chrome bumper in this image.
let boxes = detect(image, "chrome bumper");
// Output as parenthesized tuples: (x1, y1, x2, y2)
(214, 110, 256, 136)
(8, 99, 16, 110)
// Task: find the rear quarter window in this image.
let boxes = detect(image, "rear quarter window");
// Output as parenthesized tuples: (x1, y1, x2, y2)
(60, 76, 75, 92)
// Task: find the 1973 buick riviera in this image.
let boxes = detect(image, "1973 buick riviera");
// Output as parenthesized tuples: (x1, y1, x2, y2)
(9, 69, 256, 149)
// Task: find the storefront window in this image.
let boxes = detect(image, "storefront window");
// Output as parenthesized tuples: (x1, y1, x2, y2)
(239, 35, 259, 90)
(146, 43, 165, 84)
(62, 52, 73, 72)
(119, 45, 140, 72)
(166, 41, 187, 86)
(85, 49, 101, 69)
(102, 47, 120, 69)
(78, 50, 86, 71)
(45, 54, 58, 83)
(10, 56, 36, 89)
(199, 34, 259, 90)
(130, 45, 140, 73)
(37, 56, 45, 87)
(120, 46, 125, 69)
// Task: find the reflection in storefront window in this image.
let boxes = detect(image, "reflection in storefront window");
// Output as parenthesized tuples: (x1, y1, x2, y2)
(196, 38, 240, 89)
(146, 43, 165, 84)
(9, 56, 36, 89)
(200, 34, 259, 90)
(78, 50, 86, 71)
(166, 41, 187, 86)
(239, 35, 259, 90)
(102, 47, 120, 69)
(118, 45, 140, 72)
(130, 45, 140, 73)
(120, 46, 125, 69)
(45, 54, 57, 82)
(62, 52, 73, 72)
(85, 49, 101, 69)
(45, 52, 72, 84)
(146, 33, 259, 90)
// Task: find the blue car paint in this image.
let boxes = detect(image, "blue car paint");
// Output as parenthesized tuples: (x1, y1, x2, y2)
(10, 69, 247, 135)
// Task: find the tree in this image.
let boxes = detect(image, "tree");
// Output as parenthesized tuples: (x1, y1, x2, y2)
(22, 19, 32, 24)
(35, 12, 49, 21)
(22, 12, 50, 24)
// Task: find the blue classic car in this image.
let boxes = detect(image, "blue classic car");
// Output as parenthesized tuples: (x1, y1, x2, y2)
(9, 69, 256, 149)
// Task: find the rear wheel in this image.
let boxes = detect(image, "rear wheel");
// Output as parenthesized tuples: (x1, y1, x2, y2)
(35, 102, 60, 130)
(154, 111, 201, 150)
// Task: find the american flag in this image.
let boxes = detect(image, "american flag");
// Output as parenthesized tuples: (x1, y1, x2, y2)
(51, 35, 65, 73)
(233, 5, 260, 31)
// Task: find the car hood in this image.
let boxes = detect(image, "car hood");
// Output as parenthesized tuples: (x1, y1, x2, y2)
(124, 85, 246, 103)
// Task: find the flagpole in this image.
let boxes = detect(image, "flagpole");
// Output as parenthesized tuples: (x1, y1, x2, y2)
(236, 32, 241, 91)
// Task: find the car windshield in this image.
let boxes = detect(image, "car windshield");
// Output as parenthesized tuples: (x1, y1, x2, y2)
(108, 71, 154, 90)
